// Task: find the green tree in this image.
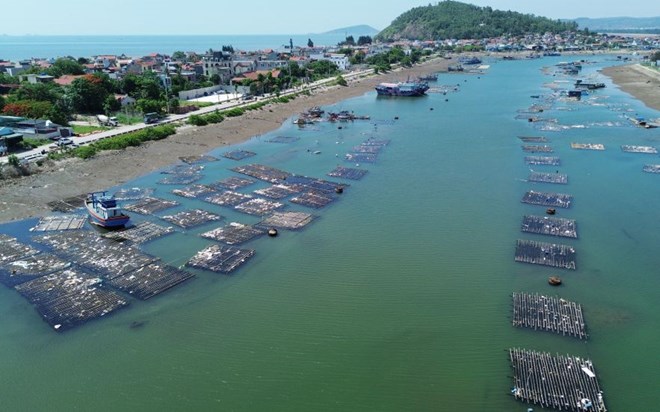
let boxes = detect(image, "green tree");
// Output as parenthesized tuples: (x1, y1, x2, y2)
(69, 75, 109, 113)
(172, 51, 187, 61)
(137, 98, 163, 114)
(8, 154, 19, 167)
(48, 57, 85, 77)
(357, 35, 372, 45)
(0, 95, 5, 112)
(210, 74, 221, 85)
(11, 82, 61, 104)
(103, 95, 121, 114)
(307, 38, 314, 48)
(121, 74, 139, 96)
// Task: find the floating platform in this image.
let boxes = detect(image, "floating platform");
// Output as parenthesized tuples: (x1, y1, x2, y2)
(157, 174, 202, 185)
(290, 191, 336, 209)
(179, 155, 218, 164)
(571, 142, 605, 150)
(361, 138, 391, 147)
(0, 234, 40, 263)
(522, 145, 554, 153)
(161, 209, 223, 229)
(509, 348, 606, 411)
(232, 164, 292, 183)
(528, 172, 568, 184)
(345, 153, 377, 163)
(203, 190, 253, 207)
(259, 211, 315, 230)
(107, 262, 194, 300)
(103, 222, 174, 244)
(254, 184, 300, 199)
(15, 268, 129, 331)
(31, 215, 87, 232)
(201, 222, 266, 245)
(0, 252, 69, 287)
(46, 194, 87, 213)
(161, 164, 204, 175)
(519, 136, 549, 143)
(209, 176, 256, 190)
(223, 150, 256, 161)
(621, 145, 657, 154)
(522, 191, 573, 208)
(285, 175, 347, 194)
(521, 215, 578, 238)
(235, 198, 285, 216)
(113, 187, 155, 201)
(172, 184, 217, 199)
(525, 156, 560, 166)
(327, 166, 368, 180)
(267, 136, 299, 144)
(643, 164, 660, 174)
(512, 292, 587, 339)
(352, 144, 384, 154)
(515, 239, 576, 270)
(125, 197, 180, 215)
(186, 244, 255, 274)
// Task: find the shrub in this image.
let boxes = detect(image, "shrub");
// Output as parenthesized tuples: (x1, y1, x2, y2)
(189, 114, 208, 126)
(73, 145, 97, 159)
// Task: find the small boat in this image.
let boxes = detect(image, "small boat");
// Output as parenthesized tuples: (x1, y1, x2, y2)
(546, 208, 556, 215)
(548, 276, 562, 286)
(85, 191, 130, 228)
(375, 81, 429, 97)
(418, 73, 438, 81)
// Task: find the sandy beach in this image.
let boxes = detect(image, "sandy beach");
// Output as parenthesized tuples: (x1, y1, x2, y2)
(601, 64, 660, 111)
(0, 59, 452, 223)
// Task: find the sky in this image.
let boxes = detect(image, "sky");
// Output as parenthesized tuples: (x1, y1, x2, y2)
(2, 0, 659, 35)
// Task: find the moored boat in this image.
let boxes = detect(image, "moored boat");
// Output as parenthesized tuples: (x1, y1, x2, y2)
(375, 81, 429, 97)
(85, 192, 130, 228)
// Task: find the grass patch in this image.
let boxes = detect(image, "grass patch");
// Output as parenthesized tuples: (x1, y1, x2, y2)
(71, 124, 176, 159)
(72, 125, 109, 135)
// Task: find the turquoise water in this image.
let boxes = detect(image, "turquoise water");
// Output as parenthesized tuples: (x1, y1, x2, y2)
(1, 56, 659, 411)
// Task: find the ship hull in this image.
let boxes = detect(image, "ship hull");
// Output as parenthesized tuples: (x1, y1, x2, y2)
(85, 202, 130, 228)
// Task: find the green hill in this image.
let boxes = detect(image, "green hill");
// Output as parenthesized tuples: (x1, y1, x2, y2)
(376, 1, 578, 41)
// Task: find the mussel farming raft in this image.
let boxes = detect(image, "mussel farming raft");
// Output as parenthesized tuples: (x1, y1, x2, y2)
(525, 156, 560, 166)
(522, 145, 554, 153)
(521, 215, 578, 238)
(31, 215, 87, 232)
(519, 136, 549, 143)
(161, 209, 223, 229)
(186, 244, 255, 274)
(515, 239, 576, 270)
(509, 348, 607, 411)
(512, 292, 587, 339)
(571, 143, 605, 151)
(642, 164, 660, 174)
(124, 197, 180, 215)
(621, 145, 658, 154)
(528, 172, 568, 185)
(522, 191, 573, 208)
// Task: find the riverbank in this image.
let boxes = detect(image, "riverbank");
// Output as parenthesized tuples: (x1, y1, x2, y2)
(0, 58, 451, 223)
(601, 64, 660, 111)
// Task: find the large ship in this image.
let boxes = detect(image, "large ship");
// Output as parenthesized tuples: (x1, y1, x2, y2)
(375, 81, 429, 97)
(85, 192, 130, 228)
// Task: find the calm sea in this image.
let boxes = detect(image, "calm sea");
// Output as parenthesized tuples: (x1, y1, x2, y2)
(0, 34, 350, 61)
(0, 56, 659, 411)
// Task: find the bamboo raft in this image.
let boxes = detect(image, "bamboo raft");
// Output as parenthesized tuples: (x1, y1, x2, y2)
(522, 191, 573, 208)
(290, 191, 337, 209)
(642, 164, 660, 174)
(512, 292, 587, 339)
(161, 209, 223, 229)
(571, 143, 605, 151)
(621, 145, 658, 154)
(522, 145, 554, 153)
(528, 172, 568, 185)
(327, 166, 368, 181)
(103, 222, 174, 244)
(179, 155, 218, 165)
(0, 252, 69, 287)
(231, 164, 292, 183)
(209, 176, 256, 190)
(201, 222, 266, 245)
(509, 348, 607, 411)
(267, 135, 300, 143)
(254, 184, 300, 199)
(113, 187, 154, 201)
(223, 150, 256, 161)
(234, 198, 286, 216)
(124, 197, 180, 215)
(46, 194, 87, 213)
(158, 174, 202, 185)
(203, 190, 253, 207)
(521, 215, 578, 238)
(31, 215, 87, 232)
(259, 212, 315, 230)
(519, 136, 549, 143)
(172, 184, 217, 199)
(515, 239, 576, 270)
(525, 156, 561, 166)
(186, 244, 255, 274)
(345, 152, 378, 163)
(107, 263, 194, 300)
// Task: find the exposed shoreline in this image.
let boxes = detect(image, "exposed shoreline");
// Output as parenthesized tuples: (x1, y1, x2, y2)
(601, 64, 660, 111)
(0, 58, 452, 223)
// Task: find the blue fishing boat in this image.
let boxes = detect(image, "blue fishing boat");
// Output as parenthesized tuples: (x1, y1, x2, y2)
(375, 81, 429, 97)
(85, 192, 130, 228)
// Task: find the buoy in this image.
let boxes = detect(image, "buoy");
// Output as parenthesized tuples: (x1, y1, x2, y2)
(268, 228, 278, 237)
(430, 107, 434, 111)
(394, 116, 399, 120)
(338, 126, 342, 129)
(335, 187, 344, 194)
(445, 99, 449, 102)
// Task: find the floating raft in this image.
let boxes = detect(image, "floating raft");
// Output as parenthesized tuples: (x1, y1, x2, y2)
(515, 239, 576, 270)
(522, 145, 554, 153)
(571, 142, 605, 151)
(103, 222, 174, 244)
(267, 135, 299, 143)
(621, 145, 657, 154)
(512, 292, 587, 339)
(259, 211, 315, 230)
(172, 184, 217, 199)
(161, 164, 204, 175)
(509, 348, 606, 411)
(327, 166, 368, 180)
(521, 215, 578, 238)
(345, 153, 377, 163)
(528, 172, 568, 185)
(125, 197, 180, 215)
(179, 155, 218, 164)
(106, 262, 194, 300)
(161, 209, 223, 229)
(15, 268, 129, 332)
(0, 234, 40, 263)
(223, 150, 256, 161)
(522, 191, 573, 208)
(642, 164, 660, 174)
(254, 184, 300, 199)
(285, 175, 347, 193)
(113, 187, 154, 201)
(232, 164, 292, 183)
(46, 194, 87, 213)
(186, 244, 255, 274)
(0, 252, 69, 287)
(519, 136, 549, 143)
(203, 190, 253, 207)
(235, 198, 285, 216)
(31, 215, 87, 232)
(525, 156, 560, 166)
(209, 176, 256, 190)
(201, 222, 266, 245)
(290, 191, 336, 209)
(158, 174, 202, 185)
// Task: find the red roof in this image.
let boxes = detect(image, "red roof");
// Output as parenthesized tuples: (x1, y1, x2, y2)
(53, 74, 86, 86)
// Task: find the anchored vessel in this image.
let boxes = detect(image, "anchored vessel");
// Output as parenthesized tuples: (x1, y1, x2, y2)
(375, 81, 429, 96)
(85, 192, 130, 228)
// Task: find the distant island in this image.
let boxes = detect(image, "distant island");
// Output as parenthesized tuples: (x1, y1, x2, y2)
(376, 0, 578, 41)
(321, 25, 379, 36)
(572, 17, 660, 34)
